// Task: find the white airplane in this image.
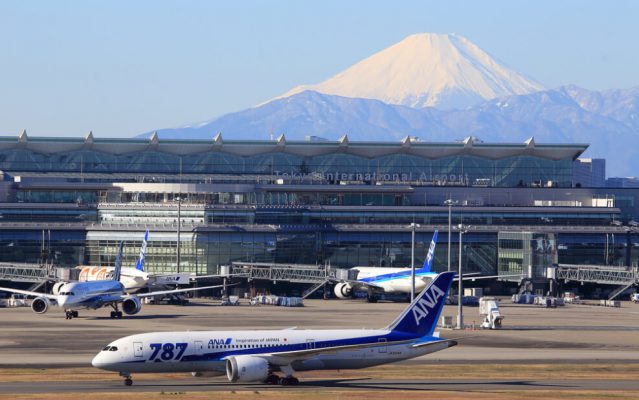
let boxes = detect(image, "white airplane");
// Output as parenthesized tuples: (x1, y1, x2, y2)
(0, 242, 228, 320)
(92, 271, 457, 386)
(334, 231, 440, 302)
(76, 230, 192, 293)
(334, 230, 521, 302)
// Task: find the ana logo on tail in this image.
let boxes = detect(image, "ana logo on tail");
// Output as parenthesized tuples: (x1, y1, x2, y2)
(135, 230, 149, 272)
(423, 230, 438, 272)
(412, 283, 445, 326)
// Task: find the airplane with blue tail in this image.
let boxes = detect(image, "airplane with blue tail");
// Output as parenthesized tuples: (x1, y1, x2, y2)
(334, 230, 521, 302)
(78, 230, 194, 293)
(334, 231, 441, 301)
(91, 271, 457, 386)
(0, 240, 228, 320)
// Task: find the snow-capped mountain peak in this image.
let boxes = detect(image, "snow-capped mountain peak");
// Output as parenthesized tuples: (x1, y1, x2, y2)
(276, 33, 545, 110)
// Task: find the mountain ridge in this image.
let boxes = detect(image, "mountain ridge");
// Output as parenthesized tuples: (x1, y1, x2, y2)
(139, 86, 637, 176)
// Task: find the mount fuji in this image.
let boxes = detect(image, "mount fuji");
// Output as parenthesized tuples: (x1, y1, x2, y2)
(276, 33, 545, 110)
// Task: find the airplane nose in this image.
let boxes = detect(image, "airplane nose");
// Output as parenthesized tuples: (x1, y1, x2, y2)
(91, 353, 104, 368)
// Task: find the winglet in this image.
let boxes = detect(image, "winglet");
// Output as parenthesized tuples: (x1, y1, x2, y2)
(135, 230, 149, 272)
(420, 230, 438, 272)
(386, 271, 454, 338)
(113, 241, 124, 282)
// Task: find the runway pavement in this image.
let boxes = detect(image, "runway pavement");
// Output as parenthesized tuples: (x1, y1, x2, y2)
(2, 377, 639, 394)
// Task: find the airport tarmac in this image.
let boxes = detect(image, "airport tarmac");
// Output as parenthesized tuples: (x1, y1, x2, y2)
(1, 297, 639, 365)
(1, 297, 639, 397)
(3, 377, 639, 394)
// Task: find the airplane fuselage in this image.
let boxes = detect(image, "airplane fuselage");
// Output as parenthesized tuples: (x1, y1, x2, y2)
(78, 266, 149, 293)
(57, 280, 125, 309)
(78, 266, 193, 293)
(354, 267, 435, 293)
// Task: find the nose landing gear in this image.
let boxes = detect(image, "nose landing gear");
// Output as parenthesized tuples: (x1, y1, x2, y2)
(119, 372, 133, 386)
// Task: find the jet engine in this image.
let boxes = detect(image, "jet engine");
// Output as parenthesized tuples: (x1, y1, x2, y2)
(52, 282, 66, 295)
(31, 296, 50, 314)
(334, 282, 353, 299)
(122, 296, 142, 315)
(225, 355, 269, 383)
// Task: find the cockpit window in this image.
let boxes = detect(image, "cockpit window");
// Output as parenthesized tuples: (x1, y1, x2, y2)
(109, 346, 118, 351)
(102, 346, 111, 351)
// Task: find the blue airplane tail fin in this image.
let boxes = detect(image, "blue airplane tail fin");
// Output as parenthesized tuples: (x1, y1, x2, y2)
(135, 230, 149, 272)
(386, 271, 454, 338)
(113, 241, 124, 282)
(419, 230, 438, 273)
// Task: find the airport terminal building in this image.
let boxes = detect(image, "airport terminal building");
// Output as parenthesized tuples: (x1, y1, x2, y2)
(0, 133, 637, 294)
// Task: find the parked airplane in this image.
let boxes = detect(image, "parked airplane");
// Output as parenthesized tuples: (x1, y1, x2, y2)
(77, 230, 192, 293)
(334, 230, 520, 302)
(92, 271, 456, 386)
(334, 231, 440, 301)
(0, 242, 227, 320)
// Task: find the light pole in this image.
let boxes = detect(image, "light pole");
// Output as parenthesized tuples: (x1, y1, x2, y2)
(444, 199, 457, 272)
(176, 196, 181, 274)
(409, 222, 420, 301)
(457, 223, 469, 329)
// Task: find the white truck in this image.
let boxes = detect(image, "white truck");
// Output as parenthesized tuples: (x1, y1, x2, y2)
(479, 297, 503, 329)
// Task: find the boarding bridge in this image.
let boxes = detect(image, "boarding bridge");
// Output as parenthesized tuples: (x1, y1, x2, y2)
(230, 262, 340, 298)
(0, 262, 57, 285)
(556, 264, 639, 300)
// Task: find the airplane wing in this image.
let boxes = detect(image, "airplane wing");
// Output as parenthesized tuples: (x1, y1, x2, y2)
(329, 277, 384, 290)
(133, 283, 233, 299)
(257, 338, 415, 364)
(0, 286, 58, 300)
(349, 280, 384, 290)
(257, 338, 455, 366)
(411, 339, 458, 349)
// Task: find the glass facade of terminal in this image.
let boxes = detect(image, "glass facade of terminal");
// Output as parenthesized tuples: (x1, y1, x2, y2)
(1, 148, 573, 188)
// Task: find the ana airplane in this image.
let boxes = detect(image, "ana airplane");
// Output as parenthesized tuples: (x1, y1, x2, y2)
(77, 230, 192, 293)
(334, 230, 520, 302)
(0, 242, 227, 320)
(92, 271, 456, 386)
(334, 231, 441, 302)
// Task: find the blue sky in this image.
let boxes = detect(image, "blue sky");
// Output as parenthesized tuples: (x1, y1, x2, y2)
(1, 0, 637, 137)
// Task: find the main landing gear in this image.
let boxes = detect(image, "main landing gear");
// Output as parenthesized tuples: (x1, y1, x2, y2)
(65, 310, 79, 319)
(120, 372, 133, 386)
(268, 365, 299, 386)
(110, 304, 123, 319)
(366, 288, 378, 303)
(264, 374, 299, 386)
(278, 376, 299, 386)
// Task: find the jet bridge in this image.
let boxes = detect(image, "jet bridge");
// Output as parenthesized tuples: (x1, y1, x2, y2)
(0, 262, 55, 283)
(556, 264, 639, 300)
(230, 262, 341, 298)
